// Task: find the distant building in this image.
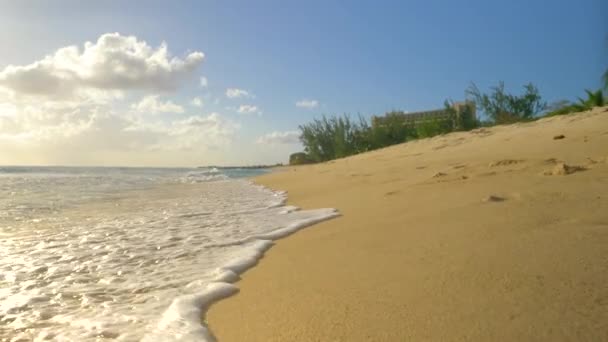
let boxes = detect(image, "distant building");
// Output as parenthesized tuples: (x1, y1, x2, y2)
(372, 101, 476, 130)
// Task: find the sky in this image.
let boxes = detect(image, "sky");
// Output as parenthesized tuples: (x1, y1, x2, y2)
(0, 0, 606, 167)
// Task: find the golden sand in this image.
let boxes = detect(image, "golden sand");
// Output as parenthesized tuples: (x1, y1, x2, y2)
(207, 107, 608, 341)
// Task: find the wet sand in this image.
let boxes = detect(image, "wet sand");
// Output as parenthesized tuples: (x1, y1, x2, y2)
(207, 107, 608, 341)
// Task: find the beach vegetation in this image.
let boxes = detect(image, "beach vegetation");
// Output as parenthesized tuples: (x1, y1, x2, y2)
(367, 111, 418, 148)
(575, 89, 605, 109)
(289, 152, 314, 165)
(444, 100, 480, 131)
(544, 89, 605, 117)
(298, 115, 370, 162)
(544, 99, 575, 117)
(415, 118, 452, 138)
(466, 81, 547, 124)
(297, 102, 480, 162)
(296, 80, 597, 163)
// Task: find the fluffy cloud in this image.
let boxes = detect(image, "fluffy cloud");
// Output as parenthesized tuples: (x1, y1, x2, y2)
(225, 88, 252, 99)
(296, 99, 319, 109)
(200, 76, 208, 88)
(190, 97, 203, 107)
(0, 33, 243, 166)
(0, 32, 204, 98)
(131, 95, 184, 114)
(237, 104, 259, 114)
(256, 131, 300, 145)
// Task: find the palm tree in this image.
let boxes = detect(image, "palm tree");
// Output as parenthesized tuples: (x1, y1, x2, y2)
(571, 89, 605, 111)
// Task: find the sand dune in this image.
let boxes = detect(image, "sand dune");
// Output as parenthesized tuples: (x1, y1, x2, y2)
(207, 107, 608, 341)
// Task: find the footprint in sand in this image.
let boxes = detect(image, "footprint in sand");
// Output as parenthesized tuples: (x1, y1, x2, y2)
(489, 159, 525, 167)
(469, 128, 493, 137)
(543, 163, 587, 176)
(349, 173, 372, 177)
(586, 157, 608, 165)
(543, 158, 562, 165)
(483, 195, 506, 203)
(429, 171, 470, 183)
(477, 171, 498, 177)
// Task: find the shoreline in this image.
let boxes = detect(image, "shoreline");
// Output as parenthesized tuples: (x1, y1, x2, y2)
(207, 107, 608, 341)
(148, 180, 339, 341)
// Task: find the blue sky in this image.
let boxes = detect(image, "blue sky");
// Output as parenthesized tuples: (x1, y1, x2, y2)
(0, 0, 606, 166)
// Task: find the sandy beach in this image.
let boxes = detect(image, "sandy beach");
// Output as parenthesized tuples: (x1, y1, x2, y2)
(207, 107, 608, 341)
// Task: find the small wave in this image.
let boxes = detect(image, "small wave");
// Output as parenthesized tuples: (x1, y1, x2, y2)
(144, 207, 339, 341)
(179, 170, 228, 183)
(0, 172, 338, 342)
(193, 168, 220, 175)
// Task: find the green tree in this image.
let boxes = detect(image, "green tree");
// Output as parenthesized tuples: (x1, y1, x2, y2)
(466, 81, 547, 124)
(298, 114, 369, 162)
(369, 111, 417, 149)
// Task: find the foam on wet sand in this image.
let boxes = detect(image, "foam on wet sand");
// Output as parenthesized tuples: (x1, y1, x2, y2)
(0, 168, 338, 341)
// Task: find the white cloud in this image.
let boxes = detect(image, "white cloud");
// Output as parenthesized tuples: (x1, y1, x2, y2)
(199, 76, 208, 88)
(0, 33, 244, 166)
(256, 131, 300, 145)
(237, 104, 259, 115)
(131, 95, 184, 114)
(296, 99, 319, 109)
(0, 96, 108, 144)
(0, 94, 238, 155)
(190, 97, 203, 107)
(225, 88, 252, 99)
(0, 32, 204, 98)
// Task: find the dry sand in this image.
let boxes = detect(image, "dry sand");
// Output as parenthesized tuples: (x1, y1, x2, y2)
(207, 107, 608, 341)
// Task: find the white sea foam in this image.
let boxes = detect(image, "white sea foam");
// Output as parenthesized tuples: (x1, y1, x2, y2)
(144, 207, 339, 342)
(0, 167, 338, 341)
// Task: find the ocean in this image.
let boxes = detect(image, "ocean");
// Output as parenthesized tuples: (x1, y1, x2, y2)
(0, 166, 337, 341)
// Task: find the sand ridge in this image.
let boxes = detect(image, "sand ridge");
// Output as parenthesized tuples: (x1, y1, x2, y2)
(207, 107, 608, 341)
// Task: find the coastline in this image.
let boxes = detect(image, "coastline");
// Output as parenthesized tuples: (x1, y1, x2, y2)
(207, 107, 608, 341)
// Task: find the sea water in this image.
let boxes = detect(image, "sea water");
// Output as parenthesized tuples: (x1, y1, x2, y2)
(0, 167, 337, 341)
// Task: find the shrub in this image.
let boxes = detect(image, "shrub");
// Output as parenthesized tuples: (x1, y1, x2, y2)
(298, 115, 369, 162)
(544, 89, 605, 117)
(575, 89, 605, 110)
(289, 152, 314, 165)
(297, 100, 481, 162)
(466, 81, 547, 124)
(368, 111, 417, 149)
(415, 118, 452, 138)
